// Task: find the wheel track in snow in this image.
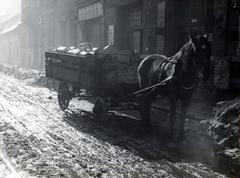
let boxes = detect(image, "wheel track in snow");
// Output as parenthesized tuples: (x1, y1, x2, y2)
(0, 78, 95, 177)
(0, 75, 175, 177)
(0, 77, 164, 175)
(0, 73, 228, 177)
(0, 149, 18, 177)
(0, 76, 136, 176)
(0, 89, 162, 176)
(0, 95, 92, 177)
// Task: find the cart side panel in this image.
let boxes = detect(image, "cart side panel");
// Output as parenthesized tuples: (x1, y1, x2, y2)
(78, 55, 96, 90)
(45, 52, 96, 88)
(53, 62, 80, 84)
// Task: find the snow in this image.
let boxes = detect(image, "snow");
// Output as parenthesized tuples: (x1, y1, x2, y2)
(0, 14, 21, 35)
(0, 64, 231, 177)
(224, 148, 240, 160)
(201, 97, 240, 175)
(0, 64, 48, 87)
(0, 21, 21, 35)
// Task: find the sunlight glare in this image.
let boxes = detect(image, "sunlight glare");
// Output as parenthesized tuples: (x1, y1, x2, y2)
(0, 0, 21, 17)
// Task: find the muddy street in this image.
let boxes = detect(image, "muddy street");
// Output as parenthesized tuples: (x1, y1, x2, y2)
(0, 72, 228, 178)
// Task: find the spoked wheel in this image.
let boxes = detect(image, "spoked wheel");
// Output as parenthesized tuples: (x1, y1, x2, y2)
(93, 97, 107, 120)
(58, 82, 71, 111)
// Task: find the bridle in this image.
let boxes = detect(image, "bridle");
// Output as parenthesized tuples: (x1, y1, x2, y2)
(171, 41, 204, 90)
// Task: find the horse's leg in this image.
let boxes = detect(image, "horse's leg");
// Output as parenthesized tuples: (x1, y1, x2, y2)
(178, 100, 190, 140)
(140, 97, 151, 130)
(169, 95, 177, 139)
(139, 93, 156, 132)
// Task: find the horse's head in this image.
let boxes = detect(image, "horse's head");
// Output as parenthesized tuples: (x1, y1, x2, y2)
(189, 34, 211, 81)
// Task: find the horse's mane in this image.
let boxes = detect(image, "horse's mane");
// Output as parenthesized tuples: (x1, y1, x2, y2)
(173, 39, 194, 63)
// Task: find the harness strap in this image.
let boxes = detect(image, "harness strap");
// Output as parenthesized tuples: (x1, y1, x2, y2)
(146, 54, 177, 64)
(118, 76, 173, 101)
(133, 76, 173, 95)
(172, 74, 201, 90)
(144, 60, 176, 95)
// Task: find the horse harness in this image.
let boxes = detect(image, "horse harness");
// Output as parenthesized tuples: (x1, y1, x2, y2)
(152, 55, 201, 91)
(119, 53, 201, 100)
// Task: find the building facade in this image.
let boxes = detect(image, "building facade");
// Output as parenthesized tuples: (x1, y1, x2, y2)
(75, 0, 105, 48)
(0, 0, 239, 90)
(0, 14, 24, 66)
(102, 0, 240, 90)
(21, 0, 77, 69)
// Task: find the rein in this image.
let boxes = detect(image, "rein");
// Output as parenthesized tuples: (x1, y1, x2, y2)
(118, 75, 173, 100)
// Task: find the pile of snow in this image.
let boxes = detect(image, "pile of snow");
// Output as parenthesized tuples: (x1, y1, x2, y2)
(0, 64, 49, 87)
(53, 42, 97, 56)
(201, 97, 240, 168)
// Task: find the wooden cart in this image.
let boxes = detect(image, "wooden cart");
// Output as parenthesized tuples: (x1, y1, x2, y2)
(45, 49, 140, 118)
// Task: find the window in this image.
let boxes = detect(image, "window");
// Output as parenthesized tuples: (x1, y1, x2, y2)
(108, 25, 114, 45)
(132, 30, 141, 53)
(129, 7, 141, 27)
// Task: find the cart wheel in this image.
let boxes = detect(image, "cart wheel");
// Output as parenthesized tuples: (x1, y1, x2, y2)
(58, 82, 70, 111)
(93, 98, 107, 120)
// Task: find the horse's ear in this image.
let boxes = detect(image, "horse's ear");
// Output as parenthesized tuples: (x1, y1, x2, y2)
(189, 34, 197, 44)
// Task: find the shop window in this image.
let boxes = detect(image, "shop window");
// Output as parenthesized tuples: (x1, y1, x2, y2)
(156, 35, 165, 54)
(130, 7, 141, 27)
(132, 30, 141, 53)
(157, 1, 166, 28)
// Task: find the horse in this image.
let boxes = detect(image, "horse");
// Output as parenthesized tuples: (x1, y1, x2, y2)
(137, 34, 211, 140)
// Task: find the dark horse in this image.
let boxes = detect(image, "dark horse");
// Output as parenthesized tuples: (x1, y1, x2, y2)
(137, 34, 211, 140)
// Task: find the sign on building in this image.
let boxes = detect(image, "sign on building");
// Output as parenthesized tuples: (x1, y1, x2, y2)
(108, 25, 114, 45)
(78, 2, 103, 21)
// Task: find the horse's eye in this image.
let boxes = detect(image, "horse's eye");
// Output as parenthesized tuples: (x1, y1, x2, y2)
(201, 45, 206, 49)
